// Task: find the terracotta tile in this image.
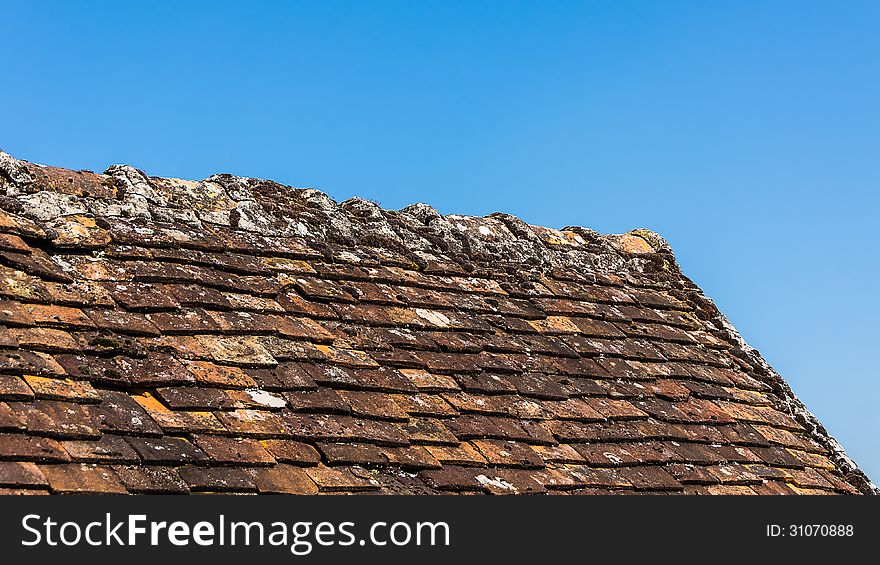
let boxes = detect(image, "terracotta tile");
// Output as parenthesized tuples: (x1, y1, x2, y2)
(9, 400, 101, 439)
(306, 464, 380, 492)
(147, 308, 222, 334)
(168, 284, 233, 309)
(217, 409, 289, 437)
(23, 376, 100, 403)
(616, 466, 683, 491)
(94, 390, 163, 436)
(318, 442, 388, 466)
(399, 368, 460, 392)
(542, 398, 605, 421)
(7, 327, 79, 352)
(348, 366, 419, 393)
(381, 445, 442, 469)
(476, 469, 546, 495)
(125, 437, 209, 464)
(221, 293, 285, 313)
(667, 463, 720, 485)
(0, 233, 32, 253)
(261, 439, 322, 465)
(85, 308, 161, 336)
(424, 443, 487, 466)
(0, 462, 46, 493)
(286, 388, 350, 414)
(0, 300, 35, 327)
(403, 417, 458, 445)
(336, 390, 408, 421)
(182, 359, 256, 388)
(283, 413, 410, 446)
(0, 375, 34, 401)
(471, 440, 544, 469)
(192, 435, 276, 465)
(40, 463, 127, 494)
(248, 464, 319, 494)
(453, 372, 517, 395)
(115, 355, 193, 386)
(192, 336, 277, 367)
(1, 249, 73, 283)
(419, 466, 484, 491)
(100, 282, 180, 311)
(313, 345, 379, 368)
(111, 465, 189, 493)
(0, 209, 47, 238)
(276, 289, 338, 318)
(532, 444, 586, 464)
(133, 391, 221, 430)
(61, 436, 140, 463)
(177, 465, 257, 492)
(0, 433, 70, 461)
(247, 363, 316, 391)
(45, 215, 110, 249)
(0, 157, 863, 496)
(0, 265, 50, 301)
(148, 388, 221, 412)
(505, 373, 568, 400)
(583, 398, 648, 420)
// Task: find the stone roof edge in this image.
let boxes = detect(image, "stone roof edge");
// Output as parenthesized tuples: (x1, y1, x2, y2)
(0, 150, 679, 284)
(672, 276, 877, 494)
(2, 149, 873, 493)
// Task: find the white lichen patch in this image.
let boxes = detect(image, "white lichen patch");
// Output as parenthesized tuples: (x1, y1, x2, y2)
(245, 389, 287, 409)
(476, 475, 517, 492)
(415, 308, 450, 328)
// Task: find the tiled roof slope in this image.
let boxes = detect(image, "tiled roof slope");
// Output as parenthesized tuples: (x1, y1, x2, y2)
(0, 150, 873, 495)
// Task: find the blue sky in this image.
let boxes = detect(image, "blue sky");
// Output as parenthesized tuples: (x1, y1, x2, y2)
(3, 1, 878, 480)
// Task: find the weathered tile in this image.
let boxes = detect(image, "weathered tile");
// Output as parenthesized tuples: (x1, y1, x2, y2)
(424, 443, 487, 466)
(336, 390, 408, 421)
(40, 463, 127, 494)
(247, 363, 316, 391)
(286, 388, 351, 414)
(177, 465, 257, 492)
(192, 336, 277, 367)
(306, 464, 380, 492)
(470, 440, 544, 469)
(283, 413, 410, 446)
(381, 445, 442, 470)
(248, 464, 319, 494)
(8, 400, 101, 439)
(260, 439, 322, 465)
(0, 375, 34, 401)
(23, 376, 100, 403)
(61, 436, 140, 463)
(216, 409, 289, 437)
(94, 390, 163, 436)
(0, 461, 48, 487)
(111, 465, 189, 493)
(100, 282, 180, 311)
(116, 355, 193, 386)
(318, 442, 388, 466)
(7, 327, 79, 352)
(191, 435, 276, 465)
(182, 360, 256, 388)
(24, 304, 95, 329)
(399, 368, 460, 392)
(125, 437, 209, 464)
(85, 308, 161, 336)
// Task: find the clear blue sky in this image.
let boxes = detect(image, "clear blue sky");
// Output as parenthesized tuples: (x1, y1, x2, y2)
(3, 1, 877, 481)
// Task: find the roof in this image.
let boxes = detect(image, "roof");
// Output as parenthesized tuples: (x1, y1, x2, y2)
(0, 149, 873, 495)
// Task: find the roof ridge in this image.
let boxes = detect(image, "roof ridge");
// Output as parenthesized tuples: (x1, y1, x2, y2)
(0, 149, 676, 284)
